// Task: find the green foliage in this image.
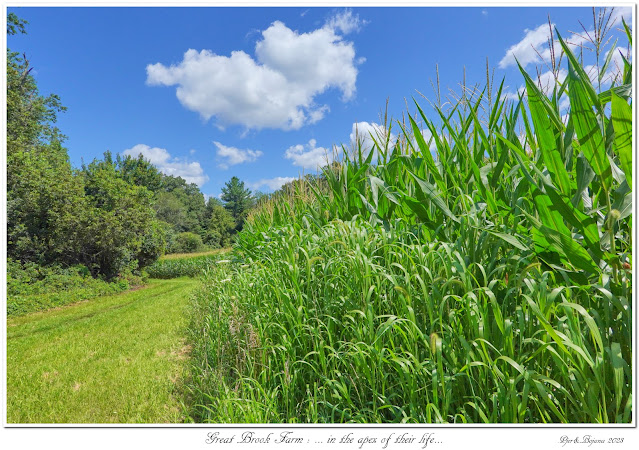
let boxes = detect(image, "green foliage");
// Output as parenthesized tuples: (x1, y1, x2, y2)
(154, 191, 188, 230)
(6, 15, 78, 266)
(137, 220, 170, 269)
(7, 12, 27, 36)
(115, 153, 164, 192)
(221, 176, 254, 229)
(7, 259, 129, 317)
(169, 232, 205, 254)
(7, 141, 86, 265)
(146, 253, 229, 279)
(205, 200, 235, 248)
(160, 175, 207, 235)
(7, 15, 166, 286)
(79, 154, 159, 279)
(186, 22, 632, 423)
(6, 40, 66, 154)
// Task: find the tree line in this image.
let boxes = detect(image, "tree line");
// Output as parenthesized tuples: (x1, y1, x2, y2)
(7, 13, 254, 279)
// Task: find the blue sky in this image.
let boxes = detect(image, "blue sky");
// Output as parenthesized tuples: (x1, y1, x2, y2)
(7, 5, 633, 198)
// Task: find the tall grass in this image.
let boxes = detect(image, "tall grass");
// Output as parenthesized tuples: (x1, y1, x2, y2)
(146, 251, 231, 279)
(185, 20, 632, 423)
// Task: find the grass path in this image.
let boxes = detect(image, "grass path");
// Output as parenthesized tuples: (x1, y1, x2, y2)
(6, 278, 199, 423)
(159, 247, 231, 260)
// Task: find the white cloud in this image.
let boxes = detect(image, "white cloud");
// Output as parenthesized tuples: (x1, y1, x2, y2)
(350, 122, 397, 156)
(535, 68, 567, 94)
(248, 177, 296, 192)
(503, 68, 566, 102)
(500, 11, 631, 72)
(325, 9, 367, 34)
(499, 23, 553, 69)
(214, 141, 262, 170)
(499, 24, 596, 70)
(284, 139, 337, 170)
(411, 128, 437, 153)
(146, 12, 363, 131)
(503, 88, 525, 102)
(610, 7, 632, 27)
(122, 144, 209, 187)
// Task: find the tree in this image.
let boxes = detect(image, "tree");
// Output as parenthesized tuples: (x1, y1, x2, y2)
(221, 177, 253, 230)
(116, 153, 163, 192)
(80, 155, 159, 278)
(160, 175, 207, 235)
(205, 200, 236, 248)
(6, 14, 166, 278)
(154, 191, 188, 230)
(6, 13, 82, 265)
(7, 18, 66, 155)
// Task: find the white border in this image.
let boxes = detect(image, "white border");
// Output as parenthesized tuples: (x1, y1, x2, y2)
(1, 1, 637, 449)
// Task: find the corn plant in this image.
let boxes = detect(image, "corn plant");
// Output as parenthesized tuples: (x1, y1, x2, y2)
(186, 20, 632, 423)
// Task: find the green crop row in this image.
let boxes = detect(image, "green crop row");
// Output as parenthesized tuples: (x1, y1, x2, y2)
(184, 22, 632, 423)
(146, 253, 232, 279)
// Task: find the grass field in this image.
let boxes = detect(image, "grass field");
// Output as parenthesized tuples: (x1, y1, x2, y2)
(146, 249, 232, 279)
(159, 248, 231, 261)
(6, 278, 199, 423)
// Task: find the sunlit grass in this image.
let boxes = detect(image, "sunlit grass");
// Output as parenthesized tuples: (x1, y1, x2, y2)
(160, 248, 231, 261)
(183, 19, 632, 424)
(7, 278, 199, 423)
(147, 250, 232, 279)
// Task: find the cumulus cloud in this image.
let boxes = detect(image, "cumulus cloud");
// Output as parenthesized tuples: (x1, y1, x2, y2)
(411, 128, 437, 153)
(500, 11, 632, 71)
(146, 12, 364, 130)
(248, 177, 296, 192)
(284, 139, 337, 170)
(350, 122, 397, 156)
(498, 23, 594, 70)
(610, 7, 632, 26)
(214, 141, 262, 170)
(123, 144, 209, 187)
(499, 23, 553, 69)
(325, 9, 367, 34)
(536, 68, 567, 93)
(502, 68, 567, 102)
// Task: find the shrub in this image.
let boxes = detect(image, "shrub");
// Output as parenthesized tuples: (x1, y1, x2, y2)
(7, 258, 129, 317)
(170, 232, 205, 254)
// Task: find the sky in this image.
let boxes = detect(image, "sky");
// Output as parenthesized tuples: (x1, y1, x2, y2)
(6, 3, 633, 199)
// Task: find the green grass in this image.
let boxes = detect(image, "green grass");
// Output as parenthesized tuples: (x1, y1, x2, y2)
(184, 19, 632, 424)
(7, 277, 199, 423)
(7, 259, 132, 317)
(146, 250, 232, 279)
(160, 248, 230, 261)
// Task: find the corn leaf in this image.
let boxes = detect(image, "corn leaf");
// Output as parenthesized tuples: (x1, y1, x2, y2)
(611, 91, 632, 187)
(565, 51, 612, 195)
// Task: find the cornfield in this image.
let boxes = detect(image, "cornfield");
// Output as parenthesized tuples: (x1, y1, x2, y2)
(185, 21, 633, 423)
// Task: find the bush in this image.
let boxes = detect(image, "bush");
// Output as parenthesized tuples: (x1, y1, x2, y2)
(7, 258, 130, 317)
(169, 232, 205, 254)
(136, 219, 170, 268)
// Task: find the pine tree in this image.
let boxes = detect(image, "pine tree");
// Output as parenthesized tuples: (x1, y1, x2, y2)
(220, 177, 253, 229)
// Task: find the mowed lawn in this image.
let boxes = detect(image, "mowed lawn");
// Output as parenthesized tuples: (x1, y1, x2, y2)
(7, 278, 199, 423)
